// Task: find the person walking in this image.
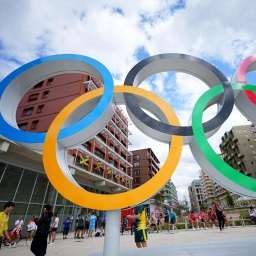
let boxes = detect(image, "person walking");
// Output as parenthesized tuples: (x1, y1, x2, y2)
(214, 201, 225, 232)
(30, 204, 53, 256)
(127, 204, 147, 248)
(0, 201, 15, 250)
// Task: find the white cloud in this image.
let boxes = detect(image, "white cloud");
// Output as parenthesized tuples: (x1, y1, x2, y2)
(0, 0, 255, 201)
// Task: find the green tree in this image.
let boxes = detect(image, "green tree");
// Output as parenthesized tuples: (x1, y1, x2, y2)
(225, 192, 234, 207)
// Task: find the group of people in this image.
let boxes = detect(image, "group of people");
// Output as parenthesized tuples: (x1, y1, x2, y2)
(73, 211, 105, 239)
(188, 201, 231, 231)
(1, 200, 256, 254)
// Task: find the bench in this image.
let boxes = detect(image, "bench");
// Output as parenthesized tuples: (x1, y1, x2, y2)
(225, 213, 245, 227)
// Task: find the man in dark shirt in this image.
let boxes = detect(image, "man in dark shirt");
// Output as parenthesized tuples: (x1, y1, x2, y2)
(30, 204, 53, 256)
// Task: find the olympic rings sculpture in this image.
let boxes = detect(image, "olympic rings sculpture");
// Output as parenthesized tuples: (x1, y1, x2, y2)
(0, 53, 256, 210)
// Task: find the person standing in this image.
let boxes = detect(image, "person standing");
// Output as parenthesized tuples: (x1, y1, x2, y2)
(88, 212, 97, 238)
(163, 206, 170, 234)
(0, 201, 15, 250)
(100, 211, 106, 236)
(63, 216, 72, 239)
(25, 215, 37, 246)
(30, 204, 53, 256)
(49, 214, 59, 245)
(121, 215, 128, 235)
(170, 208, 178, 233)
(127, 204, 147, 248)
(214, 201, 225, 231)
(77, 213, 85, 239)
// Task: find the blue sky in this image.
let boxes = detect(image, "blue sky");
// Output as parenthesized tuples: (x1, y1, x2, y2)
(0, 0, 256, 200)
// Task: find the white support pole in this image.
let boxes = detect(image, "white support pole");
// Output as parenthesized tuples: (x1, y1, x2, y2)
(103, 209, 121, 256)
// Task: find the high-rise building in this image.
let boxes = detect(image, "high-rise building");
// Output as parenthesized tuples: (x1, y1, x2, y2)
(0, 73, 133, 236)
(130, 148, 160, 189)
(16, 73, 133, 193)
(219, 124, 256, 177)
(161, 180, 179, 207)
(188, 179, 204, 213)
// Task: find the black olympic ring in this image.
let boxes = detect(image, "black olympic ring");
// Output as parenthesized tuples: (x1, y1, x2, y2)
(123, 53, 234, 138)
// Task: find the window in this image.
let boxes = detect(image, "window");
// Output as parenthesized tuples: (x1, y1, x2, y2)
(134, 177, 140, 184)
(109, 158, 114, 166)
(28, 93, 39, 102)
(33, 81, 43, 89)
(133, 162, 140, 168)
(42, 91, 49, 99)
(133, 169, 140, 176)
(47, 78, 53, 85)
(30, 120, 39, 130)
(37, 105, 44, 113)
(18, 123, 28, 131)
(133, 155, 140, 160)
(23, 107, 33, 116)
(95, 149, 104, 159)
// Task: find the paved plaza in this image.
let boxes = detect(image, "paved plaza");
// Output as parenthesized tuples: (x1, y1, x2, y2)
(1, 226, 255, 256)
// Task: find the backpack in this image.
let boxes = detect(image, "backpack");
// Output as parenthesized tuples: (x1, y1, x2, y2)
(95, 231, 101, 237)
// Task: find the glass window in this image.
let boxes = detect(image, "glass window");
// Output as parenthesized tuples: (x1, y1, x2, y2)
(28, 93, 39, 102)
(133, 162, 140, 168)
(27, 204, 43, 216)
(133, 155, 140, 160)
(0, 162, 7, 181)
(33, 81, 43, 88)
(54, 205, 64, 215)
(14, 169, 37, 202)
(0, 165, 23, 201)
(133, 169, 140, 176)
(44, 183, 57, 205)
(65, 199, 73, 206)
(31, 174, 48, 203)
(10, 203, 27, 216)
(23, 107, 33, 116)
(30, 120, 39, 130)
(42, 91, 49, 99)
(18, 123, 28, 131)
(64, 207, 73, 214)
(56, 193, 65, 205)
(37, 105, 44, 113)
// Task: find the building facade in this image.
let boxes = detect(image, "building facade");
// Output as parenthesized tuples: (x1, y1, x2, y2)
(188, 179, 204, 213)
(130, 148, 160, 189)
(219, 124, 256, 177)
(161, 180, 179, 207)
(0, 73, 134, 235)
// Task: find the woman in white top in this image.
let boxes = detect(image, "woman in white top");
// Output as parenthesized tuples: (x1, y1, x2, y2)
(25, 215, 37, 246)
(49, 214, 59, 245)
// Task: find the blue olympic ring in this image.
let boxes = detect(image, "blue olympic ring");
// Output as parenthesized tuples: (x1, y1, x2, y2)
(0, 54, 114, 147)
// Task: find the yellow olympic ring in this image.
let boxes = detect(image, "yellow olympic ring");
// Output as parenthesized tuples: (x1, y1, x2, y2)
(43, 86, 183, 210)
